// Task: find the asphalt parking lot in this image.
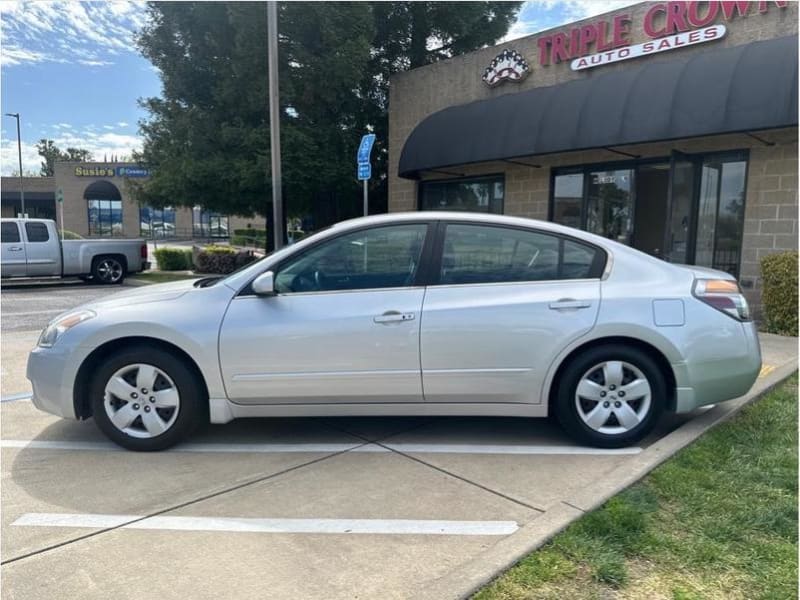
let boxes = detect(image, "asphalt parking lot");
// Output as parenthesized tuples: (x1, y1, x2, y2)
(1, 281, 797, 599)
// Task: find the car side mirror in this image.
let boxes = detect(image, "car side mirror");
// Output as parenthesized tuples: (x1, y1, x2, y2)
(252, 271, 276, 296)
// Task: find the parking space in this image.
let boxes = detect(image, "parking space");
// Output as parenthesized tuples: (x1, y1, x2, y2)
(1, 391, 699, 599)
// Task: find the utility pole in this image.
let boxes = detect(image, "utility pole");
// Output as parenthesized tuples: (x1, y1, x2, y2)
(267, 1, 283, 251)
(5, 112, 25, 216)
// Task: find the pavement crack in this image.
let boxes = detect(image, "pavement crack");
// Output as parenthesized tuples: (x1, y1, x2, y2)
(561, 500, 587, 513)
(325, 426, 546, 514)
(1, 442, 367, 566)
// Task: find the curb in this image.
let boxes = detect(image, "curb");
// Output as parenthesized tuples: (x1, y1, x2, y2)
(418, 361, 799, 600)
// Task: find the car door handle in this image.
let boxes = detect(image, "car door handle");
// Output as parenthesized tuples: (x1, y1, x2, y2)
(8, 247, 23, 252)
(373, 311, 415, 324)
(548, 299, 591, 310)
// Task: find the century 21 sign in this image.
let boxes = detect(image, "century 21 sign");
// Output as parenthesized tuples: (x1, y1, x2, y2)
(536, 1, 788, 71)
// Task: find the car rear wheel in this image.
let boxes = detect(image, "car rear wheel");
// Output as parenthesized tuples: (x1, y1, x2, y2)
(92, 256, 125, 284)
(555, 344, 665, 448)
(90, 346, 205, 451)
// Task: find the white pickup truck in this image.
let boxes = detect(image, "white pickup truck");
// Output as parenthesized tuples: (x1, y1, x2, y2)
(1, 218, 149, 284)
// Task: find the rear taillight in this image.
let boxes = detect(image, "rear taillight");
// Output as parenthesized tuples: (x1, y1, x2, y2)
(693, 279, 751, 321)
(141, 244, 148, 259)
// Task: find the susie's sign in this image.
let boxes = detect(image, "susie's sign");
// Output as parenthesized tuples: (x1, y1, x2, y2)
(534, 0, 787, 71)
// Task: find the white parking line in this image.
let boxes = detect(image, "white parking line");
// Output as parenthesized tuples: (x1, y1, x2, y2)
(0, 439, 642, 455)
(12, 513, 519, 536)
(0, 393, 32, 403)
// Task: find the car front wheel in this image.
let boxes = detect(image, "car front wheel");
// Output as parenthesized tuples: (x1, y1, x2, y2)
(90, 346, 205, 451)
(555, 344, 665, 448)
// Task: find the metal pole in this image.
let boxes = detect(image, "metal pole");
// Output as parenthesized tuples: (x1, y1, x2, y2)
(363, 180, 368, 216)
(267, 1, 283, 251)
(5, 113, 25, 216)
(60, 200, 64, 240)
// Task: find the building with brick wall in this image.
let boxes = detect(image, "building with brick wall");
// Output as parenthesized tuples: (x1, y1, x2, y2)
(388, 1, 798, 317)
(1, 161, 261, 240)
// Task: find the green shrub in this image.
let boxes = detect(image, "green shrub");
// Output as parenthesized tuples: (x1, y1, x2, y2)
(195, 245, 256, 274)
(231, 229, 267, 247)
(58, 230, 83, 240)
(760, 251, 798, 336)
(154, 248, 192, 271)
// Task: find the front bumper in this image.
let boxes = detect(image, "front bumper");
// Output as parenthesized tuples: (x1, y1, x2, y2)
(672, 321, 762, 413)
(26, 344, 85, 420)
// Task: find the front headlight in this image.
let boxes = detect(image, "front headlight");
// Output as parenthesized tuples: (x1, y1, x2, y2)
(38, 310, 96, 348)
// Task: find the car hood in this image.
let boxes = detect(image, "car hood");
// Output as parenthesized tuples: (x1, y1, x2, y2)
(86, 278, 203, 310)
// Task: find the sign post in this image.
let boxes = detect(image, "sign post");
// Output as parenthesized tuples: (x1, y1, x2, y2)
(56, 188, 64, 240)
(357, 134, 375, 216)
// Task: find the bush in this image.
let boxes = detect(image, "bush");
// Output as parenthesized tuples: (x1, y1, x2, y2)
(231, 229, 267, 247)
(194, 245, 257, 274)
(760, 251, 798, 336)
(154, 248, 193, 271)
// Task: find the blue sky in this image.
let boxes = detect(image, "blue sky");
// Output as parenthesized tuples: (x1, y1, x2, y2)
(1, 0, 635, 176)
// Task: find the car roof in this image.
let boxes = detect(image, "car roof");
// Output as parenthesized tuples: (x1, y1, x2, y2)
(330, 211, 621, 251)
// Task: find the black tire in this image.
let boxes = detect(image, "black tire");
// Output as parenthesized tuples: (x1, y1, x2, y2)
(90, 346, 206, 451)
(91, 255, 126, 285)
(554, 344, 665, 448)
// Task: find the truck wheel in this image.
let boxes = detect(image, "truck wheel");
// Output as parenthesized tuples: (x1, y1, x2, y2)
(92, 256, 125, 284)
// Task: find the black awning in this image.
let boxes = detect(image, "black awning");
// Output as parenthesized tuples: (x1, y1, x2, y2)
(399, 35, 798, 179)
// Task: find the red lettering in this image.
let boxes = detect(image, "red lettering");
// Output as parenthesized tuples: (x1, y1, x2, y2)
(644, 3, 667, 37)
(579, 25, 598, 55)
(612, 14, 631, 47)
(666, 1, 691, 33)
(570, 28, 581, 56)
(720, 1, 752, 19)
(552, 32, 570, 63)
(596, 20, 613, 52)
(758, 0, 788, 12)
(687, 0, 719, 27)
(537, 35, 552, 66)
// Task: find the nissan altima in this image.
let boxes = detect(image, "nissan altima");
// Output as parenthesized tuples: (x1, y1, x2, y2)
(27, 212, 761, 451)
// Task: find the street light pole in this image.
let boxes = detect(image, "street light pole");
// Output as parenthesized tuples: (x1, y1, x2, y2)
(267, 1, 283, 251)
(5, 112, 25, 216)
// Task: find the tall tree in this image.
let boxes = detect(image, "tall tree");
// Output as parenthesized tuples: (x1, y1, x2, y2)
(133, 2, 521, 230)
(36, 139, 93, 176)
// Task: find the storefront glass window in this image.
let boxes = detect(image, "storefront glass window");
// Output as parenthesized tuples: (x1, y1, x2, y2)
(586, 169, 634, 244)
(193, 207, 229, 238)
(87, 199, 123, 237)
(140, 206, 177, 239)
(419, 175, 504, 214)
(695, 159, 747, 276)
(552, 173, 583, 229)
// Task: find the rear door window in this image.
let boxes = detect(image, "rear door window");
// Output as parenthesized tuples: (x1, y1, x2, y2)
(438, 223, 604, 284)
(25, 222, 50, 243)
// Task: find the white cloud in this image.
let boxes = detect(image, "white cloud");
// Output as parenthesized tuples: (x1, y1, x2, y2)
(505, 0, 639, 42)
(1, 128, 143, 176)
(117, 121, 129, 128)
(1, 1, 148, 67)
(102, 125, 115, 130)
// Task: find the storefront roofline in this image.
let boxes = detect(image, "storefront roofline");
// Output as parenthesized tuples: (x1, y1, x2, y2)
(399, 35, 798, 179)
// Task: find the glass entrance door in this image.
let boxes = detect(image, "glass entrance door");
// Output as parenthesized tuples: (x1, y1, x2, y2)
(586, 169, 634, 244)
(664, 152, 698, 265)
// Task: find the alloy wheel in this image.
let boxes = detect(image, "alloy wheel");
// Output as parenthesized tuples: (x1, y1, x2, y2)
(103, 363, 180, 439)
(574, 360, 652, 435)
(96, 258, 123, 283)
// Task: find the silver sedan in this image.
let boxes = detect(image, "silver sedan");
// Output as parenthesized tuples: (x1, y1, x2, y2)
(27, 212, 761, 451)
